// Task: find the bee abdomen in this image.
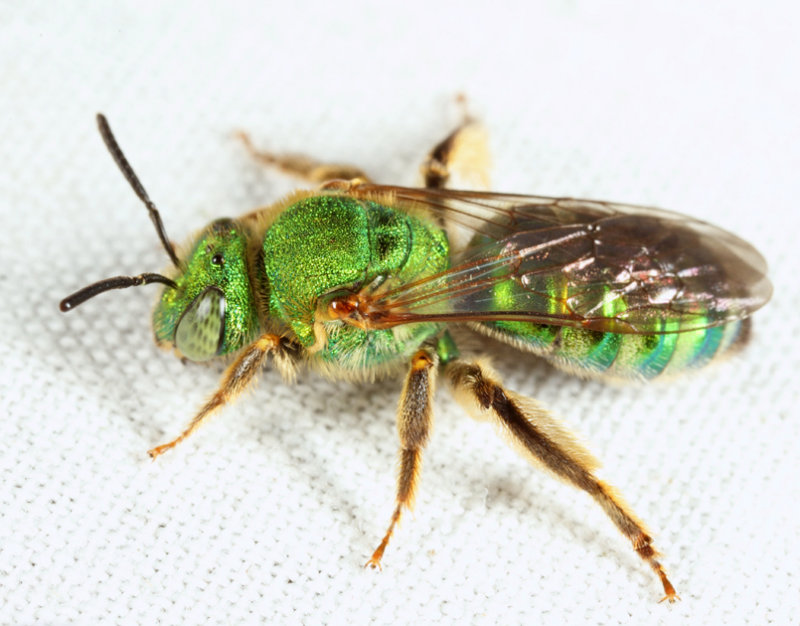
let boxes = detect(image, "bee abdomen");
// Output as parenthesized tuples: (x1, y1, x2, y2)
(482, 319, 749, 381)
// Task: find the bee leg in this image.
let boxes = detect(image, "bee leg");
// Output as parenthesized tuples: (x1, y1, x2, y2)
(445, 359, 679, 603)
(148, 334, 302, 458)
(421, 106, 491, 190)
(366, 347, 438, 568)
(235, 130, 371, 183)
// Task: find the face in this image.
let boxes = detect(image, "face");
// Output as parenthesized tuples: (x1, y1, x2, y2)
(153, 219, 259, 360)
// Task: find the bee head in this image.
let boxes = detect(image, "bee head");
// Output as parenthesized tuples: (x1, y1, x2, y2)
(152, 219, 258, 361)
(60, 114, 258, 361)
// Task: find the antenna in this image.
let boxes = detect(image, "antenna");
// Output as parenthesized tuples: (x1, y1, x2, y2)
(96, 113, 181, 268)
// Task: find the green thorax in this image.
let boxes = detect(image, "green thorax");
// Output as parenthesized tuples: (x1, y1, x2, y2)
(262, 194, 449, 371)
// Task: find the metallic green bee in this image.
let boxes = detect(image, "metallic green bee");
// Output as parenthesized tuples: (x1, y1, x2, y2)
(61, 113, 772, 603)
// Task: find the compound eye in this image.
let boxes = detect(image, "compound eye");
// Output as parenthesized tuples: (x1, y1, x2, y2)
(175, 287, 226, 361)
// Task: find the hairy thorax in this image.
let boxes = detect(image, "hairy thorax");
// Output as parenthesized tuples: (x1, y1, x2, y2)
(258, 192, 449, 380)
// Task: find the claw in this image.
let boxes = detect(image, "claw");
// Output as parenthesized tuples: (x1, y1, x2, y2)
(147, 442, 174, 459)
(364, 556, 383, 571)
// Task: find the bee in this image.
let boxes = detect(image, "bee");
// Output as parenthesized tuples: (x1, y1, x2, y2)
(61, 113, 772, 603)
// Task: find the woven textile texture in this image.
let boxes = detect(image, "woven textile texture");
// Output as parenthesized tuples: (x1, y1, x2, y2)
(2, 2, 798, 624)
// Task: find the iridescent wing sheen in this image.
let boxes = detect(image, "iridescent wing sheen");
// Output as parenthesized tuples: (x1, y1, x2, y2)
(340, 185, 772, 334)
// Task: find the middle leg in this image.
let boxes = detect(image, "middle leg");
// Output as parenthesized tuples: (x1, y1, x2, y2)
(420, 107, 491, 191)
(366, 347, 438, 568)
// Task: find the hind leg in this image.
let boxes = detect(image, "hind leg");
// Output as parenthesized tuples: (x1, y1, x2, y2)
(445, 358, 679, 603)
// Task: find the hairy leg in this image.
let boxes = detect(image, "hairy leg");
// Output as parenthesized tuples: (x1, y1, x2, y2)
(420, 106, 491, 190)
(148, 334, 302, 458)
(445, 358, 678, 602)
(236, 131, 371, 183)
(366, 347, 438, 568)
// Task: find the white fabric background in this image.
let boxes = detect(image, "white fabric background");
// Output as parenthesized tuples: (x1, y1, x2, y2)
(2, 2, 798, 624)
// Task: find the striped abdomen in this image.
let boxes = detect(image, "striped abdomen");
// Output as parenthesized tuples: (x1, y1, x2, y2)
(481, 318, 750, 381)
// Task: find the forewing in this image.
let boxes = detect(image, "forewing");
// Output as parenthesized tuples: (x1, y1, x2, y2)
(342, 186, 772, 334)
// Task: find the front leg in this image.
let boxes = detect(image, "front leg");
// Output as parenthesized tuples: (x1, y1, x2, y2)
(148, 334, 302, 458)
(236, 131, 371, 184)
(366, 347, 438, 568)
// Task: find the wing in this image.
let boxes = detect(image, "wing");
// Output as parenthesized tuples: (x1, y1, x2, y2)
(331, 185, 772, 334)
